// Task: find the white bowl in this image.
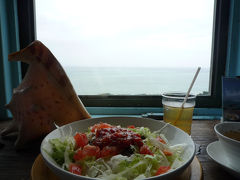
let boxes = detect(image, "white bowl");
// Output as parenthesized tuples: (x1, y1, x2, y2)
(41, 116, 195, 180)
(214, 122, 240, 167)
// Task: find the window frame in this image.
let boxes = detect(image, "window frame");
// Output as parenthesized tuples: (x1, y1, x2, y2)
(18, 0, 230, 109)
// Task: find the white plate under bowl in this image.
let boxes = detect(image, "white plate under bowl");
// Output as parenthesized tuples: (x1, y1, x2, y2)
(207, 141, 240, 178)
(41, 116, 195, 180)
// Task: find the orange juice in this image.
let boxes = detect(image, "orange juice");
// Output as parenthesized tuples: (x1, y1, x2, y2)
(162, 93, 196, 135)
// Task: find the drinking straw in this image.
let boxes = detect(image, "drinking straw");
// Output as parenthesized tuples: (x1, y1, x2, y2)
(173, 67, 201, 126)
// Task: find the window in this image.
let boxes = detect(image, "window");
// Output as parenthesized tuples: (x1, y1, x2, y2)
(18, 0, 230, 111)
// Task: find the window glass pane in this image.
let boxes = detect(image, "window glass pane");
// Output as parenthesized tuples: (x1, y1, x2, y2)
(36, 0, 214, 95)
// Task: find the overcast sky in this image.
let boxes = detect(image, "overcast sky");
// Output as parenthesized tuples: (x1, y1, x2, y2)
(35, 0, 214, 68)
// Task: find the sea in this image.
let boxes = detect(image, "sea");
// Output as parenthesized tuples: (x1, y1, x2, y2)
(63, 66, 210, 96)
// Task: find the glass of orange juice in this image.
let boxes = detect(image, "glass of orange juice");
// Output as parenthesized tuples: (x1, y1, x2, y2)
(162, 92, 196, 135)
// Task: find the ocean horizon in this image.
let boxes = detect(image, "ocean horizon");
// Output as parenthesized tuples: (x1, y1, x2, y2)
(63, 66, 210, 96)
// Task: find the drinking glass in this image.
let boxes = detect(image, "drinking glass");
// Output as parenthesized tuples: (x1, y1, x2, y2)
(162, 92, 196, 135)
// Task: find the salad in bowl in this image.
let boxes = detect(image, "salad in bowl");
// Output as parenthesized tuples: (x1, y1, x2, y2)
(41, 117, 195, 180)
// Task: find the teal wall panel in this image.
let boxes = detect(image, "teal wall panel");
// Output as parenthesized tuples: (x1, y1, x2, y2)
(0, 0, 21, 119)
(226, 0, 240, 77)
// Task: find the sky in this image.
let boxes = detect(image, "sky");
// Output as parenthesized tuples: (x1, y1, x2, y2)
(35, 0, 214, 68)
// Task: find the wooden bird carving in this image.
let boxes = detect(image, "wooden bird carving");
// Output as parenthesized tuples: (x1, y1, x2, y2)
(0, 40, 91, 149)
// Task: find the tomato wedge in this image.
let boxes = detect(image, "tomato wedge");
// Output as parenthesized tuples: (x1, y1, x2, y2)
(127, 125, 135, 129)
(157, 136, 166, 144)
(83, 144, 101, 157)
(155, 166, 171, 176)
(73, 149, 84, 161)
(74, 133, 88, 149)
(140, 145, 153, 155)
(100, 146, 119, 158)
(74, 145, 100, 161)
(69, 163, 82, 175)
(90, 123, 113, 132)
(163, 149, 173, 156)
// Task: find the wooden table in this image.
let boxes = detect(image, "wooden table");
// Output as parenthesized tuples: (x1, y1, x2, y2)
(0, 119, 238, 180)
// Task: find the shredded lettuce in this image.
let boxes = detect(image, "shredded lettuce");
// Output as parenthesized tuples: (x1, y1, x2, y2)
(48, 137, 75, 166)
(130, 127, 153, 139)
(168, 144, 187, 168)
